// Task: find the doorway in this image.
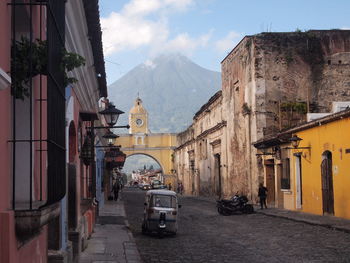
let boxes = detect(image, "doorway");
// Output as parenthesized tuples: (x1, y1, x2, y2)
(68, 122, 77, 229)
(321, 151, 334, 215)
(265, 160, 275, 205)
(214, 154, 222, 199)
(295, 153, 303, 209)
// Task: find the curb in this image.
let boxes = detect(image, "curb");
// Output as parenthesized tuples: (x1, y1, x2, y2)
(121, 199, 143, 263)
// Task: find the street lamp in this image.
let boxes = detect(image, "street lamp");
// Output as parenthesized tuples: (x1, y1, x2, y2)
(283, 135, 311, 150)
(290, 135, 302, 148)
(80, 131, 94, 165)
(99, 103, 124, 127)
(103, 130, 119, 146)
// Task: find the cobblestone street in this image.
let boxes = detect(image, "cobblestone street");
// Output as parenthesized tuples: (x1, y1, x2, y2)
(123, 188, 350, 263)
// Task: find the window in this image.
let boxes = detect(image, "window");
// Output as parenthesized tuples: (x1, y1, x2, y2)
(11, 0, 66, 210)
(190, 160, 195, 172)
(281, 158, 291, 189)
(151, 195, 176, 208)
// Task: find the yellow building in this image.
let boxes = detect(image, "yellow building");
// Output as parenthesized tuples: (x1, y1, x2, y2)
(116, 97, 177, 185)
(254, 109, 350, 219)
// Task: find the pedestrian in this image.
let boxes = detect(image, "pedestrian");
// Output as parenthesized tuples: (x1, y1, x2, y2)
(178, 182, 183, 195)
(168, 183, 172, 190)
(258, 183, 268, 209)
(111, 181, 120, 201)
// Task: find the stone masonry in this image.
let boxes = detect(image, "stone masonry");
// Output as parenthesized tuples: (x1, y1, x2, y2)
(175, 30, 350, 202)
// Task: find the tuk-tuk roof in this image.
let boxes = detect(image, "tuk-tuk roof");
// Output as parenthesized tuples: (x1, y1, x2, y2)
(146, 189, 177, 196)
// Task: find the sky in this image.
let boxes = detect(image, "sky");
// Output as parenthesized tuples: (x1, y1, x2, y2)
(99, 0, 350, 85)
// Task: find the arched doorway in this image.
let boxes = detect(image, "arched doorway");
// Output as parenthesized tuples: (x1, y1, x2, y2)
(68, 121, 77, 230)
(321, 151, 334, 215)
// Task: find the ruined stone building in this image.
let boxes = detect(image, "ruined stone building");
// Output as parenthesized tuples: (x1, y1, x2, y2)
(174, 30, 350, 201)
(174, 91, 227, 198)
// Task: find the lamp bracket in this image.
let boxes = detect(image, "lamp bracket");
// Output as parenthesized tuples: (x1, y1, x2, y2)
(256, 152, 275, 156)
(283, 147, 311, 150)
(87, 125, 130, 130)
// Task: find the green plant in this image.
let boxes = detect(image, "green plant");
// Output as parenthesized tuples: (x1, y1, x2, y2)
(280, 101, 307, 114)
(11, 37, 85, 99)
(61, 49, 86, 86)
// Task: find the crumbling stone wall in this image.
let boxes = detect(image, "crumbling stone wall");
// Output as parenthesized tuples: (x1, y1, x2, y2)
(222, 30, 350, 201)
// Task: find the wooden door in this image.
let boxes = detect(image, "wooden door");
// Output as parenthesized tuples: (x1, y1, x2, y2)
(321, 152, 334, 215)
(68, 164, 77, 229)
(265, 164, 275, 205)
(214, 154, 222, 199)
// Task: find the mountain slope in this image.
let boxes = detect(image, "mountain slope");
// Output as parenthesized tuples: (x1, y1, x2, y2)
(108, 54, 221, 133)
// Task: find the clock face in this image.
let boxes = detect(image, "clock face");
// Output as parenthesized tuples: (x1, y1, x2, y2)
(136, 118, 143, 126)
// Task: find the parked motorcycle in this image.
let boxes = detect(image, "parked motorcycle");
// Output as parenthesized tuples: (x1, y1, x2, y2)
(217, 194, 254, 215)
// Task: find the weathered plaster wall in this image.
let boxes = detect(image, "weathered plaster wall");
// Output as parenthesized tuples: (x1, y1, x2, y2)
(221, 30, 350, 201)
(221, 37, 260, 199)
(174, 91, 227, 197)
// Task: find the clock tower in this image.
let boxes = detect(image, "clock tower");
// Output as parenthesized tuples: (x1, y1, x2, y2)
(129, 96, 149, 134)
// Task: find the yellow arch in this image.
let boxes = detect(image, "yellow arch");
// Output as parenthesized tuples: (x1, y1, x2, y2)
(116, 133, 177, 184)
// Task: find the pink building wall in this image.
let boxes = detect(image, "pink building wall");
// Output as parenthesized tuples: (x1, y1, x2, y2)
(0, 2, 15, 261)
(0, 0, 12, 213)
(72, 88, 97, 239)
(0, 2, 49, 262)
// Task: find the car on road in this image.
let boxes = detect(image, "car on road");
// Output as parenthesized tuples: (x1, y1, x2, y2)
(151, 180, 162, 189)
(141, 184, 152, 190)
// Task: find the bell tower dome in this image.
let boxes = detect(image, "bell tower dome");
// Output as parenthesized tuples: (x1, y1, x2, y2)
(129, 96, 149, 134)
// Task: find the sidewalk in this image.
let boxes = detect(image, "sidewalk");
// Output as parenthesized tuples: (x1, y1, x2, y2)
(79, 198, 142, 263)
(255, 206, 350, 233)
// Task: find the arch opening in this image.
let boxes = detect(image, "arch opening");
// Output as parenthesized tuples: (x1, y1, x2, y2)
(122, 153, 163, 184)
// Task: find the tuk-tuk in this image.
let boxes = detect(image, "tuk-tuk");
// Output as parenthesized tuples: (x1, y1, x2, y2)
(142, 190, 180, 236)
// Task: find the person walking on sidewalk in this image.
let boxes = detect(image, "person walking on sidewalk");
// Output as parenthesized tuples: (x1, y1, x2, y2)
(258, 183, 268, 209)
(111, 181, 120, 201)
(177, 182, 183, 195)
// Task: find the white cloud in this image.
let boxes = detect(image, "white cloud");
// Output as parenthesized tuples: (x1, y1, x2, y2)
(341, 26, 350, 30)
(152, 30, 212, 55)
(101, 0, 210, 57)
(215, 31, 241, 53)
(101, 12, 168, 55)
(123, 0, 162, 17)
